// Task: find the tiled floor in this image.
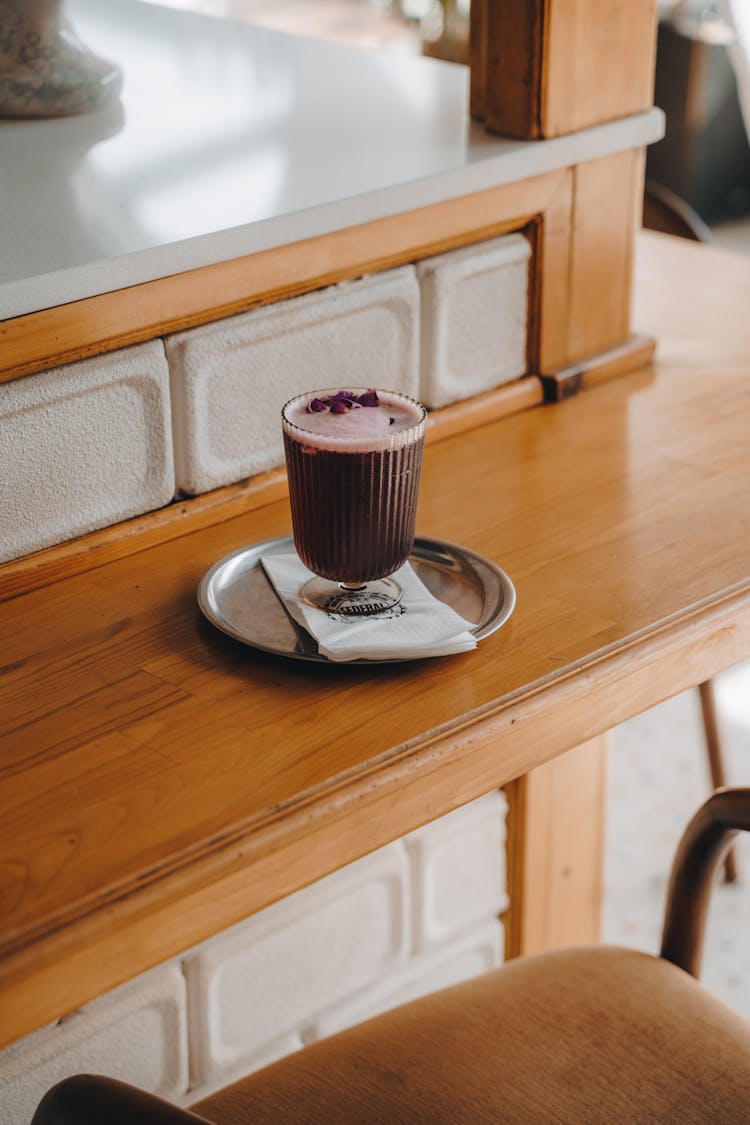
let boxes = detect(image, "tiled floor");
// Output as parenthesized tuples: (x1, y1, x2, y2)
(603, 662, 750, 1019)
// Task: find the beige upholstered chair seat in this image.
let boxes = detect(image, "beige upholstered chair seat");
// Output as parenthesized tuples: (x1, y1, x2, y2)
(190, 945, 750, 1124)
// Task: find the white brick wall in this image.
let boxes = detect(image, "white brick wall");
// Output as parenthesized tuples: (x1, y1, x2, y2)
(311, 920, 504, 1042)
(0, 965, 188, 1125)
(166, 267, 421, 495)
(1, 793, 507, 1122)
(0, 341, 175, 564)
(417, 233, 530, 408)
(184, 843, 410, 1088)
(407, 790, 508, 949)
(183, 792, 506, 1104)
(2, 233, 530, 561)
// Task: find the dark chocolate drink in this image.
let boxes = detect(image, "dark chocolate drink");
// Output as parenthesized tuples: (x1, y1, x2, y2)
(282, 389, 426, 585)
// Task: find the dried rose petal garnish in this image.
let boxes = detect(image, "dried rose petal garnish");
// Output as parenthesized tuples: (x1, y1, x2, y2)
(356, 389, 380, 407)
(306, 389, 380, 414)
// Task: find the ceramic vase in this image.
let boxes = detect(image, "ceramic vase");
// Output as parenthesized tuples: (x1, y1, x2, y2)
(0, 0, 122, 117)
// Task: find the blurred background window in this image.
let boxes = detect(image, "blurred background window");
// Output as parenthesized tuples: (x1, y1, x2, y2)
(649, 2, 750, 224)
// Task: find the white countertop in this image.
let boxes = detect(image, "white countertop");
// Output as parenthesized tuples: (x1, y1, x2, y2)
(0, 0, 663, 320)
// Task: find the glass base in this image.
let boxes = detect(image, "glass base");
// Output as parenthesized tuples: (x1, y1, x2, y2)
(301, 577, 402, 617)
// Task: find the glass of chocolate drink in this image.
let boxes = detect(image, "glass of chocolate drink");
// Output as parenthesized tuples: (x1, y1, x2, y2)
(281, 387, 427, 616)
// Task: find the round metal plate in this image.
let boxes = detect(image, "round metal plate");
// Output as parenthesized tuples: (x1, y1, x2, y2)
(198, 535, 516, 663)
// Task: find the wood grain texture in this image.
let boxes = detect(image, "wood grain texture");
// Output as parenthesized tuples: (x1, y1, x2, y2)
(533, 151, 647, 373)
(542, 0, 658, 138)
(0, 173, 563, 383)
(474, 0, 657, 140)
(567, 149, 644, 363)
(468, 0, 488, 121)
(532, 168, 574, 373)
(505, 735, 609, 959)
(480, 0, 546, 138)
(2, 233, 750, 1047)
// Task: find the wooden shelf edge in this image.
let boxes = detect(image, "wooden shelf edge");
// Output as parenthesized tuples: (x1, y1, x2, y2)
(0, 377, 544, 603)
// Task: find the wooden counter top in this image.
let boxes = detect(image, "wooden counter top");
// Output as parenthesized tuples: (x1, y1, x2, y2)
(2, 232, 750, 1049)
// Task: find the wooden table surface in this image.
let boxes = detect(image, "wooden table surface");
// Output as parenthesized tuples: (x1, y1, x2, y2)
(2, 231, 750, 1049)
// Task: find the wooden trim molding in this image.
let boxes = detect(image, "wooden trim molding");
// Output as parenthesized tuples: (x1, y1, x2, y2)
(530, 167, 574, 373)
(1, 148, 647, 389)
(565, 149, 647, 364)
(0, 173, 563, 384)
(532, 149, 647, 376)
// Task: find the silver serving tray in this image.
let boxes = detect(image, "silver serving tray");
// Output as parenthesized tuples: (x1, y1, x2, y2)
(198, 535, 516, 664)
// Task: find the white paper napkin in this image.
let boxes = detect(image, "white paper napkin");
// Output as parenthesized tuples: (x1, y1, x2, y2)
(261, 552, 477, 662)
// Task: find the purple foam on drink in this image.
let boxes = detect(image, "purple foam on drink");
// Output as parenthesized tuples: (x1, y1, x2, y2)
(282, 388, 425, 452)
